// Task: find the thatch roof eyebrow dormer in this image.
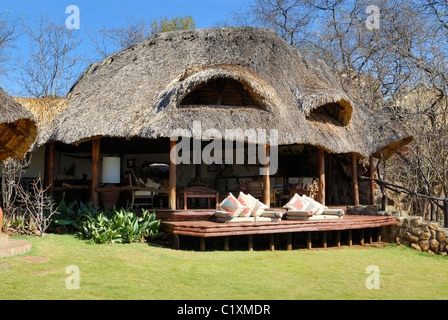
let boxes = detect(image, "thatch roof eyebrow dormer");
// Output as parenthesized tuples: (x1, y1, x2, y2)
(0, 88, 37, 160)
(41, 27, 411, 158)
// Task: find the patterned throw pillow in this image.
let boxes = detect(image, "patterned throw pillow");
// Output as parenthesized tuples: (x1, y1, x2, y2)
(214, 211, 237, 220)
(302, 195, 327, 215)
(284, 193, 314, 212)
(217, 193, 246, 217)
(237, 192, 258, 217)
(252, 199, 268, 217)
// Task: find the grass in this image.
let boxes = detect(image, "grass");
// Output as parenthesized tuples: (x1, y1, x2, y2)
(0, 233, 447, 300)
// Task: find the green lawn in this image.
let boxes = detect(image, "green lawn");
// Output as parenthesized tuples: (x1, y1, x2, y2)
(0, 234, 447, 300)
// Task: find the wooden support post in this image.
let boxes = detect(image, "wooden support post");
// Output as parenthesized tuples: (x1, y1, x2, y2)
(91, 138, 100, 207)
(307, 232, 312, 250)
(286, 233, 292, 251)
(336, 230, 341, 247)
(378, 231, 382, 243)
(348, 229, 353, 247)
(369, 228, 373, 244)
(327, 153, 332, 205)
(44, 142, 55, 192)
(200, 238, 205, 251)
(248, 235, 254, 251)
(322, 231, 327, 248)
(169, 139, 177, 210)
(360, 229, 365, 245)
(369, 155, 375, 205)
(224, 237, 229, 251)
(269, 234, 275, 251)
(318, 149, 325, 205)
(351, 153, 359, 206)
(262, 145, 270, 207)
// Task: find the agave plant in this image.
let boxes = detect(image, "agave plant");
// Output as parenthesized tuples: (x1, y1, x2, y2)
(79, 208, 160, 244)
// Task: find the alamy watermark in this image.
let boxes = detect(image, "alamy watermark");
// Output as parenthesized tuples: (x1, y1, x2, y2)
(65, 5, 80, 30)
(366, 5, 380, 30)
(365, 265, 380, 289)
(170, 121, 279, 175)
(66, 265, 80, 289)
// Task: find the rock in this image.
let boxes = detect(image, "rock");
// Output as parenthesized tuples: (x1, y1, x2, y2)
(429, 239, 439, 253)
(421, 224, 429, 232)
(428, 222, 439, 230)
(405, 232, 419, 243)
(395, 217, 404, 227)
(411, 243, 421, 252)
(436, 230, 446, 243)
(397, 238, 410, 247)
(411, 218, 422, 227)
(420, 231, 431, 240)
(419, 240, 430, 251)
(402, 218, 410, 228)
(398, 228, 407, 238)
(411, 227, 422, 236)
(430, 230, 437, 239)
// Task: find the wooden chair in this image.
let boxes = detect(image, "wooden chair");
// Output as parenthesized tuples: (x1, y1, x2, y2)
(247, 180, 263, 199)
(246, 180, 276, 206)
(125, 174, 154, 210)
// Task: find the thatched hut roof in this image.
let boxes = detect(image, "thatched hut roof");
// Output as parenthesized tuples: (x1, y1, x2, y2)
(46, 27, 411, 158)
(12, 96, 67, 149)
(0, 88, 37, 161)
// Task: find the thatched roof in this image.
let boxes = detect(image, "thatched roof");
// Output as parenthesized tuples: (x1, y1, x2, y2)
(45, 27, 411, 158)
(12, 96, 67, 149)
(0, 88, 37, 161)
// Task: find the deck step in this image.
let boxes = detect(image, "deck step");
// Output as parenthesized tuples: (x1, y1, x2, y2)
(0, 233, 8, 245)
(0, 238, 32, 258)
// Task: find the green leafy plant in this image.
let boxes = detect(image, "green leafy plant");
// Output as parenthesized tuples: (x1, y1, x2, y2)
(54, 194, 111, 232)
(79, 208, 160, 244)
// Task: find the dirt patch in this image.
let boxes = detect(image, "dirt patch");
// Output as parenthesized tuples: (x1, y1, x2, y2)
(32, 270, 54, 275)
(17, 256, 49, 263)
(0, 263, 13, 268)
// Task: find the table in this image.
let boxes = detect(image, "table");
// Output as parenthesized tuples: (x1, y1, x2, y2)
(177, 187, 220, 210)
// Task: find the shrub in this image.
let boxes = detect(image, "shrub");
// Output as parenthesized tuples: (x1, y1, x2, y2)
(54, 194, 112, 233)
(79, 208, 160, 244)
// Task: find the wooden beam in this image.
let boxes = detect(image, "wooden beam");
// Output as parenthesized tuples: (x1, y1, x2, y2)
(200, 237, 205, 251)
(322, 231, 327, 248)
(318, 149, 325, 205)
(307, 232, 312, 250)
(44, 142, 55, 191)
(269, 234, 275, 251)
(348, 229, 353, 246)
(351, 153, 359, 206)
(169, 139, 177, 210)
(91, 138, 100, 207)
(336, 230, 341, 247)
(287, 233, 292, 250)
(327, 153, 332, 205)
(369, 155, 375, 205)
(262, 145, 270, 207)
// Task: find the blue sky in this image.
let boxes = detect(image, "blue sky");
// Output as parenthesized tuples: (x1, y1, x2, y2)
(1, 0, 245, 29)
(0, 0, 249, 95)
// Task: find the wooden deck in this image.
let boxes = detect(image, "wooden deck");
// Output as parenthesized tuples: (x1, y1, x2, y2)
(160, 214, 396, 251)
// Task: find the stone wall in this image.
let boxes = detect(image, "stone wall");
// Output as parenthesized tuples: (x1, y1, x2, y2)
(389, 217, 448, 255)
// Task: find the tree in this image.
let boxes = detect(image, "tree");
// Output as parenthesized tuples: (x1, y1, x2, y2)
(224, 0, 315, 47)
(15, 15, 83, 98)
(150, 15, 196, 35)
(88, 15, 196, 61)
(0, 10, 22, 76)
(222, 0, 448, 223)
